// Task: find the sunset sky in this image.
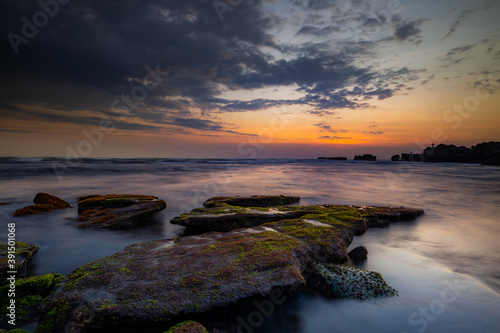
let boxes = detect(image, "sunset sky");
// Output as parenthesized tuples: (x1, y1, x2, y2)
(1, 0, 499, 159)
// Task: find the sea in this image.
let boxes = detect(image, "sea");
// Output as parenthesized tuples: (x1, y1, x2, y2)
(0, 157, 499, 333)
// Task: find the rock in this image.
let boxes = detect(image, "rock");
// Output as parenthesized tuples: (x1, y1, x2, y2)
(0, 273, 64, 329)
(33, 193, 70, 209)
(37, 228, 309, 332)
(318, 157, 347, 161)
(171, 205, 315, 233)
(391, 155, 400, 162)
(0, 242, 39, 283)
(203, 195, 299, 208)
(165, 320, 208, 333)
(348, 246, 368, 261)
(173, 199, 424, 233)
(361, 206, 424, 227)
(307, 263, 398, 300)
(76, 194, 167, 229)
(354, 154, 376, 161)
(37, 198, 424, 332)
(14, 193, 70, 217)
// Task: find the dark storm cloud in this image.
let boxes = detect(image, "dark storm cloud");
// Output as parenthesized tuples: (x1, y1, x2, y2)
(1, 0, 428, 135)
(394, 19, 426, 44)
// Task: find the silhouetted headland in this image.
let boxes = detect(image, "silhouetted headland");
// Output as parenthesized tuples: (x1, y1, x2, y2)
(399, 141, 500, 165)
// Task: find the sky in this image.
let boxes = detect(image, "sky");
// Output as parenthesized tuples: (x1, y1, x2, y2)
(0, 0, 499, 159)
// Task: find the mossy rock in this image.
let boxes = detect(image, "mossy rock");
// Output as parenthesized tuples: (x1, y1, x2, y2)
(0, 273, 64, 329)
(203, 195, 300, 208)
(76, 194, 167, 229)
(0, 242, 39, 283)
(165, 320, 208, 333)
(14, 193, 70, 217)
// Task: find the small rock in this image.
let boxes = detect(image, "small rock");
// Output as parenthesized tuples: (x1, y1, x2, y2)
(14, 193, 70, 217)
(307, 263, 398, 300)
(348, 246, 368, 261)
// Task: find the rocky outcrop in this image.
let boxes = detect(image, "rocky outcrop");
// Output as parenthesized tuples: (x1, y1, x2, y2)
(399, 141, 500, 164)
(348, 246, 368, 261)
(0, 273, 64, 329)
(14, 193, 70, 217)
(173, 201, 424, 232)
(0, 242, 39, 283)
(354, 154, 376, 161)
(391, 155, 400, 162)
(307, 263, 398, 300)
(165, 321, 208, 333)
(76, 194, 167, 229)
(203, 195, 299, 208)
(318, 157, 348, 161)
(37, 196, 424, 332)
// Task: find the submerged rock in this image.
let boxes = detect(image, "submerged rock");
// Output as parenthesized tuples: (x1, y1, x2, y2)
(14, 193, 70, 217)
(203, 195, 300, 208)
(0, 273, 64, 329)
(348, 246, 368, 261)
(0, 242, 39, 283)
(307, 263, 398, 300)
(165, 320, 208, 333)
(76, 194, 167, 229)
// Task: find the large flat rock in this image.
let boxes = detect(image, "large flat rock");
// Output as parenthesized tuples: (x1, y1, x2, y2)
(77, 194, 167, 229)
(37, 228, 309, 332)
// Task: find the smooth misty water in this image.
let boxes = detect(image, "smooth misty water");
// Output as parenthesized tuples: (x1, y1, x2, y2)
(1, 158, 499, 332)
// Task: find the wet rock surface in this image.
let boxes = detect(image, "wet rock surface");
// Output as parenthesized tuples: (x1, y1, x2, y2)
(36, 196, 424, 332)
(14, 193, 70, 217)
(76, 194, 167, 229)
(0, 242, 39, 283)
(307, 263, 398, 300)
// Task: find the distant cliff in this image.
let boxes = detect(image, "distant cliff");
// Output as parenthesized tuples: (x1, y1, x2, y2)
(399, 142, 500, 165)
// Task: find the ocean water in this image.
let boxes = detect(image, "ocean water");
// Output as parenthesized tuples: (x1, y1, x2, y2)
(1, 158, 499, 332)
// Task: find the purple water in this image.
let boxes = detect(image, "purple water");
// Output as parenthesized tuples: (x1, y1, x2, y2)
(1, 158, 499, 332)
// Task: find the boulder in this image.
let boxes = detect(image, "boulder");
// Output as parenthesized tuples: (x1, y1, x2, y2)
(76, 194, 167, 229)
(14, 193, 70, 217)
(307, 263, 398, 300)
(0, 242, 39, 283)
(0, 273, 64, 329)
(348, 246, 368, 261)
(165, 320, 208, 333)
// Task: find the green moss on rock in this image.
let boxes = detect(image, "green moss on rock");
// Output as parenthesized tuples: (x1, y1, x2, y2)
(0, 273, 63, 329)
(165, 320, 208, 333)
